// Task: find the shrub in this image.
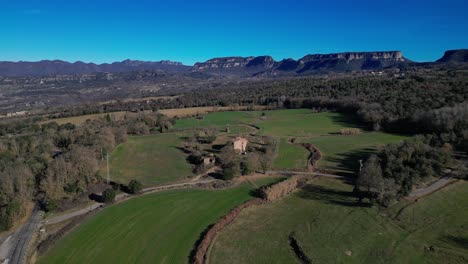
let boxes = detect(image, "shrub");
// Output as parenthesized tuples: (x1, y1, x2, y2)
(259, 176, 307, 201)
(43, 198, 58, 213)
(340, 128, 362, 135)
(128, 180, 143, 194)
(0, 200, 23, 231)
(102, 188, 116, 203)
(222, 162, 241, 180)
(240, 161, 252, 175)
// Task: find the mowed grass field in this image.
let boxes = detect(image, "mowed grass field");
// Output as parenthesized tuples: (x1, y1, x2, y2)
(39, 111, 128, 126)
(210, 178, 468, 264)
(172, 111, 254, 130)
(255, 110, 361, 137)
(39, 106, 266, 126)
(39, 177, 281, 264)
(272, 138, 309, 170)
(99, 133, 193, 186)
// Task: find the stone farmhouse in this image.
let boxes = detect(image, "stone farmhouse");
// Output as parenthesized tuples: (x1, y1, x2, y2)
(233, 137, 248, 153)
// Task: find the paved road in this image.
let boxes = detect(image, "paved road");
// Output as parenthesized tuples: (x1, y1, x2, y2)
(409, 176, 455, 198)
(0, 208, 42, 264)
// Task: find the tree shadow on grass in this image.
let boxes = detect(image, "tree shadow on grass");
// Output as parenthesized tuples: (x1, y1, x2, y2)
(323, 148, 376, 178)
(329, 113, 368, 130)
(89, 193, 103, 203)
(441, 235, 468, 249)
(297, 184, 372, 208)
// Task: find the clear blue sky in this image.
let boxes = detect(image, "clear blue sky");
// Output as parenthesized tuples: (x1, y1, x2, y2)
(1, 0, 467, 65)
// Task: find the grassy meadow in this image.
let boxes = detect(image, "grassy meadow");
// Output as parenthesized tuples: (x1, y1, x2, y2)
(255, 110, 359, 137)
(228, 109, 407, 173)
(39, 177, 281, 264)
(210, 178, 468, 264)
(272, 138, 309, 170)
(99, 133, 193, 186)
(172, 111, 254, 130)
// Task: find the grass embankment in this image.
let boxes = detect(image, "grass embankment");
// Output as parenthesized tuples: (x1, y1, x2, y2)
(99, 133, 193, 187)
(39, 177, 280, 264)
(210, 179, 468, 264)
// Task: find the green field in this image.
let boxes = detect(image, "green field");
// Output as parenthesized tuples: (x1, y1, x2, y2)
(210, 178, 468, 264)
(255, 110, 360, 137)
(100, 133, 193, 186)
(39, 177, 281, 264)
(222, 109, 406, 173)
(272, 138, 309, 170)
(172, 111, 254, 130)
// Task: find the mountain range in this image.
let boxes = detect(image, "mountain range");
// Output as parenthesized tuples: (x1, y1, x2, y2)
(0, 49, 467, 77)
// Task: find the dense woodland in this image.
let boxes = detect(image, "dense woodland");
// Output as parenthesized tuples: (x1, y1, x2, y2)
(0, 111, 174, 230)
(1, 67, 467, 229)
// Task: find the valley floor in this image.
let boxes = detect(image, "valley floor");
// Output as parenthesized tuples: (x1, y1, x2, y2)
(36, 109, 466, 264)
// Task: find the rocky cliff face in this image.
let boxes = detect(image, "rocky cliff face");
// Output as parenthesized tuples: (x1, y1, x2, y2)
(436, 49, 468, 63)
(300, 51, 404, 62)
(193, 51, 409, 76)
(296, 51, 408, 73)
(192, 56, 275, 73)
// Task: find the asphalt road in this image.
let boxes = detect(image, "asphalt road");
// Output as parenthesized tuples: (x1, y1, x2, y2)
(1, 208, 42, 264)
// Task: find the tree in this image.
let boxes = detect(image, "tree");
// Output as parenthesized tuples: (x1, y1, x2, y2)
(67, 146, 99, 186)
(128, 180, 143, 194)
(240, 161, 250, 175)
(102, 188, 116, 203)
(221, 161, 240, 180)
(356, 154, 383, 196)
(114, 127, 128, 144)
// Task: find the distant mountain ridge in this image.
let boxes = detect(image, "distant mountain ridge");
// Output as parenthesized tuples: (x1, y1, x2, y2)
(0, 59, 190, 77)
(192, 51, 410, 76)
(0, 49, 466, 77)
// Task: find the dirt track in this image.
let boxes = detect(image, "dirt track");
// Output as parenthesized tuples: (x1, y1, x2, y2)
(408, 176, 456, 199)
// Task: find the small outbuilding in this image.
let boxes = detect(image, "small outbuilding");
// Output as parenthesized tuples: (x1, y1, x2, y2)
(202, 154, 216, 166)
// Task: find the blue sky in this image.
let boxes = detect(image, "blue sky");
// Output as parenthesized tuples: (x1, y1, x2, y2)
(1, 0, 467, 65)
